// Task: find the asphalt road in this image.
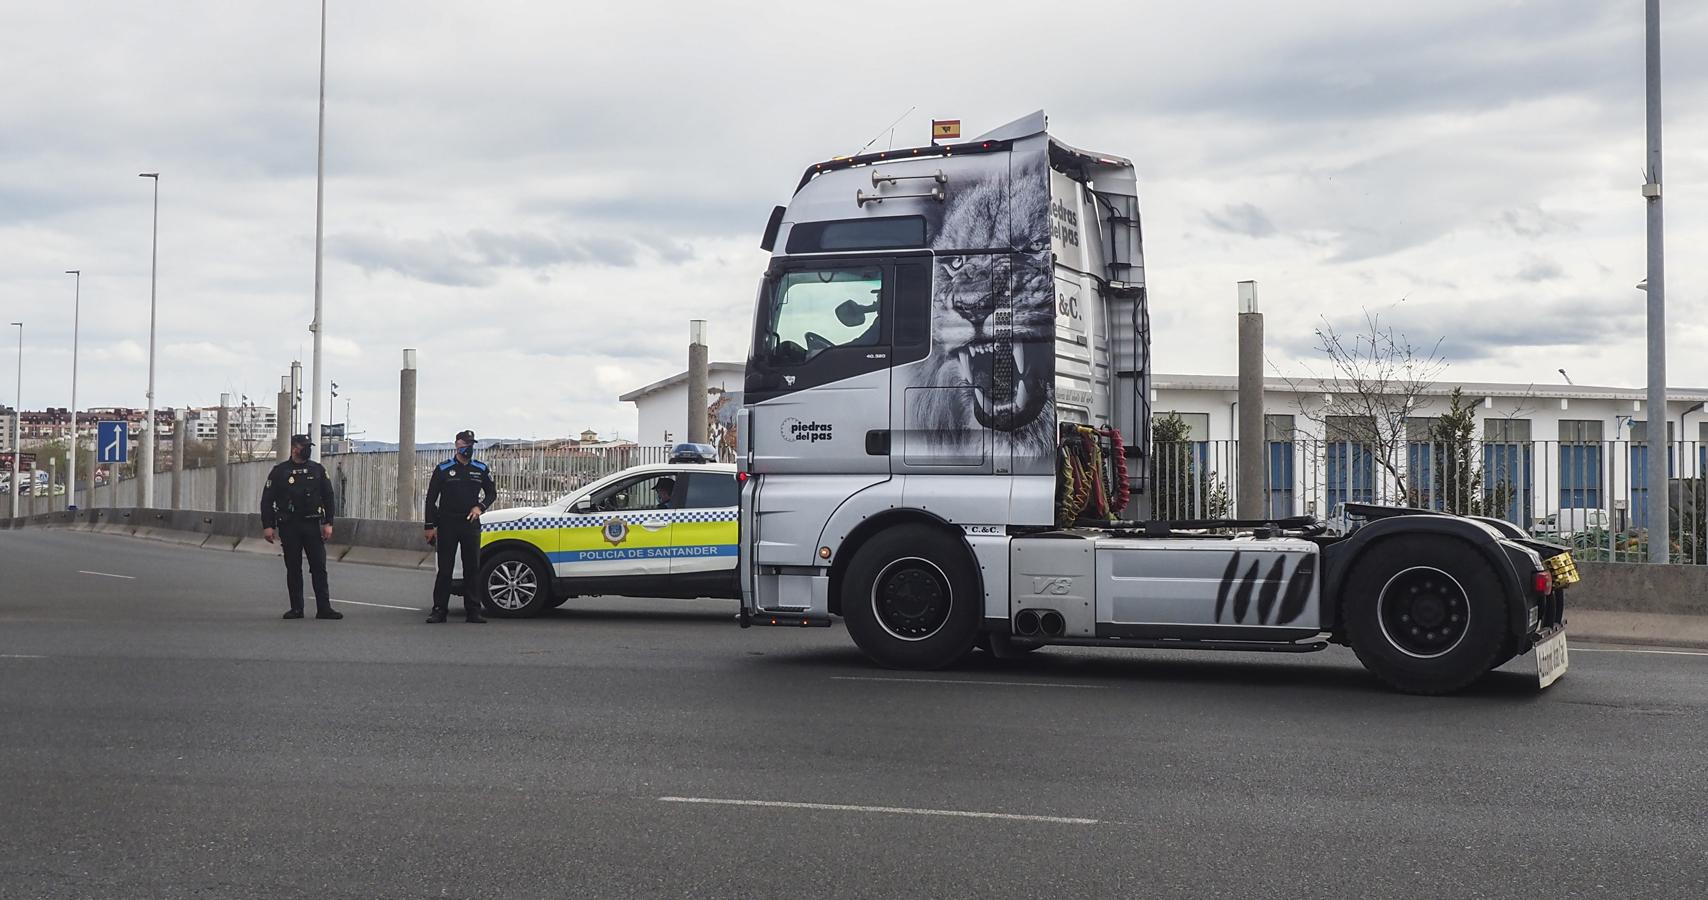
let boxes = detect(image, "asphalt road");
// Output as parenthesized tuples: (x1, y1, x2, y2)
(2, 528, 1705, 899)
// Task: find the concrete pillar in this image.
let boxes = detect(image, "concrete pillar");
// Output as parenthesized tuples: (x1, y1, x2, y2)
(215, 394, 230, 512)
(87, 446, 98, 511)
(397, 349, 417, 521)
(687, 320, 708, 445)
(135, 415, 147, 507)
(276, 375, 291, 460)
(48, 459, 57, 513)
(171, 409, 185, 510)
(1236, 281, 1267, 520)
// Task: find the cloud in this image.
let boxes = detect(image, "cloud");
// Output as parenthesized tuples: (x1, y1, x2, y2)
(327, 228, 698, 286)
(1204, 203, 1278, 238)
(6, 0, 1708, 441)
(1515, 257, 1565, 283)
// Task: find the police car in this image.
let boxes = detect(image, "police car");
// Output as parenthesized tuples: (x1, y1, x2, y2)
(462, 445, 740, 617)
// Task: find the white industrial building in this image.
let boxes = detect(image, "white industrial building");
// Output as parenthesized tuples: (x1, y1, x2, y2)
(617, 362, 745, 445)
(623, 365, 1708, 535)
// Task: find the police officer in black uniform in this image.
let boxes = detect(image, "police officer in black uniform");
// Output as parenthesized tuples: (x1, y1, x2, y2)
(261, 434, 342, 620)
(424, 429, 496, 623)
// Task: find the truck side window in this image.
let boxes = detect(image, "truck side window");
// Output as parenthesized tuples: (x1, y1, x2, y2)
(895, 261, 929, 348)
(764, 267, 883, 366)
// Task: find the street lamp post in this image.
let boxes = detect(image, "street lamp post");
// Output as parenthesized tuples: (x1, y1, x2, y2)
(9, 322, 20, 521)
(308, 0, 328, 460)
(139, 172, 160, 508)
(1643, 0, 1668, 563)
(65, 270, 81, 511)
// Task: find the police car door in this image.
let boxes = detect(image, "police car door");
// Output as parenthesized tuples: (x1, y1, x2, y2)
(563, 473, 675, 580)
(669, 471, 740, 578)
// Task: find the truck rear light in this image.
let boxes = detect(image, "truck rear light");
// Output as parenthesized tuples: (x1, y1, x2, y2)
(1533, 571, 1553, 595)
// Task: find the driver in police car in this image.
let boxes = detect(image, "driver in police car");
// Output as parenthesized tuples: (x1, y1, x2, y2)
(652, 477, 675, 509)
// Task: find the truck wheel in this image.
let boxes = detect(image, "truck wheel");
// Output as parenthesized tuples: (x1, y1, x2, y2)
(842, 524, 980, 669)
(1341, 536, 1509, 695)
(478, 550, 553, 618)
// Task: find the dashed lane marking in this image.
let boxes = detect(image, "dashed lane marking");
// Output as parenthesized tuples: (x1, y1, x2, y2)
(77, 570, 135, 580)
(330, 598, 426, 612)
(831, 675, 1106, 690)
(657, 796, 1098, 825)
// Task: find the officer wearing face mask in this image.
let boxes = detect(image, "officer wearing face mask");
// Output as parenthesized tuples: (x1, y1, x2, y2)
(424, 429, 497, 623)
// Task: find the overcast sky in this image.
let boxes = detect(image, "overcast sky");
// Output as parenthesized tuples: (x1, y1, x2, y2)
(4, 1, 1707, 443)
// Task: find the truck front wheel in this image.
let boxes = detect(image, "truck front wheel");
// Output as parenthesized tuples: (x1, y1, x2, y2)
(1342, 536, 1510, 695)
(842, 524, 980, 669)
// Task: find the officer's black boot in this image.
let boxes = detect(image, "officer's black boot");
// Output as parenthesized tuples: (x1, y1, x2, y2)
(426, 608, 448, 624)
(465, 607, 486, 624)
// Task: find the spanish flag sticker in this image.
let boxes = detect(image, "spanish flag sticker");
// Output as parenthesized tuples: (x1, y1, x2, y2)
(932, 119, 961, 140)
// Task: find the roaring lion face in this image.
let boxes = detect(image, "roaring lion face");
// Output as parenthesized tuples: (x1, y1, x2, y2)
(904, 157, 1055, 461)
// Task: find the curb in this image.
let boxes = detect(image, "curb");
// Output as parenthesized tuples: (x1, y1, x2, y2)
(1566, 609, 1708, 651)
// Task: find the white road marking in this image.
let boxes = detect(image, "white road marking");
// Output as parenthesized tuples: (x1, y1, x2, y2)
(1573, 647, 1708, 658)
(658, 796, 1098, 825)
(330, 598, 425, 612)
(78, 570, 135, 580)
(831, 675, 1106, 690)
(1, 654, 47, 659)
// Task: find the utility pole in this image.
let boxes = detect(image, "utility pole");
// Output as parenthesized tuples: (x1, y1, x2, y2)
(215, 393, 230, 512)
(1643, 0, 1668, 563)
(171, 408, 185, 509)
(65, 269, 81, 511)
(687, 320, 709, 445)
(308, 0, 329, 464)
(1236, 282, 1266, 518)
(276, 375, 291, 460)
(9, 321, 21, 521)
(397, 349, 417, 520)
(139, 172, 160, 508)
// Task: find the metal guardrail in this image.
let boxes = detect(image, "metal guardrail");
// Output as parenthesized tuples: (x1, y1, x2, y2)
(9, 439, 1704, 565)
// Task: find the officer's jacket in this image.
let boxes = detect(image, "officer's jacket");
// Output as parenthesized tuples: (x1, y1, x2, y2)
(260, 459, 337, 527)
(424, 456, 497, 528)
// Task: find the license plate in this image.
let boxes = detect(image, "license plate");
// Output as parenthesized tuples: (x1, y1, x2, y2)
(1535, 630, 1569, 689)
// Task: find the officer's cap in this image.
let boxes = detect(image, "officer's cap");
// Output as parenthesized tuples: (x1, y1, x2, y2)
(654, 477, 675, 491)
(455, 429, 478, 445)
(290, 433, 314, 447)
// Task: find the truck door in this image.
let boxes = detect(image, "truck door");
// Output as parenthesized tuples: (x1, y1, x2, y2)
(745, 259, 893, 477)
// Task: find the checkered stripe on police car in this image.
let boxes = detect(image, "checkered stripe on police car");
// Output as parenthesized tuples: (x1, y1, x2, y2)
(482, 509, 737, 533)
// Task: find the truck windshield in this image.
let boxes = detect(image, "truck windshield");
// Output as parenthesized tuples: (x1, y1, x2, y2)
(761, 266, 882, 366)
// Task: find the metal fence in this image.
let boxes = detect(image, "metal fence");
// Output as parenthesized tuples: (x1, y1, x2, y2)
(1153, 439, 1708, 565)
(4, 444, 676, 523)
(11, 438, 1705, 566)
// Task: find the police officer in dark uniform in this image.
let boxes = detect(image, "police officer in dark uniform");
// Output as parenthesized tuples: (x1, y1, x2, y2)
(424, 429, 496, 623)
(260, 434, 341, 620)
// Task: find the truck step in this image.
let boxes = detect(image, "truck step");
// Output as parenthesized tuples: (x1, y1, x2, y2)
(1034, 636, 1329, 654)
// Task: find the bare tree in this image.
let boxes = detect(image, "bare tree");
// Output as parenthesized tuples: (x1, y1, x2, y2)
(1280, 308, 1448, 508)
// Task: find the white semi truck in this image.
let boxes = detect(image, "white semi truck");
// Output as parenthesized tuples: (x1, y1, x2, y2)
(735, 112, 1576, 694)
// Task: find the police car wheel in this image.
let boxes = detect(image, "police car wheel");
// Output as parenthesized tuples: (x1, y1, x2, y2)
(478, 550, 552, 618)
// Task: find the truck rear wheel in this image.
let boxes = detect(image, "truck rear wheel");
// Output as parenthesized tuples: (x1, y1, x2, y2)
(842, 524, 980, 669)
(1342, 536, 1509, 695)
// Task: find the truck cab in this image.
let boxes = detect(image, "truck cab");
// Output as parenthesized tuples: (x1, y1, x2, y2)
(737, 112, 1575, 694)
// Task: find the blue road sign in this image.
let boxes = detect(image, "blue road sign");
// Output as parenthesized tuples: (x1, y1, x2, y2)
(97, 421, 129, 464)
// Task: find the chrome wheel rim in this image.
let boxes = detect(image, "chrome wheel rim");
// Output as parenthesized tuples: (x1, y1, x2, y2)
(1377, 566, 1470, 659)
(486, 560, 539, 611)
(871, 557, 952, 642)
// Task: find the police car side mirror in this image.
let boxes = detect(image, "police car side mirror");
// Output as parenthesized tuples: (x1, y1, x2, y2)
(572, 500, 591, 513)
